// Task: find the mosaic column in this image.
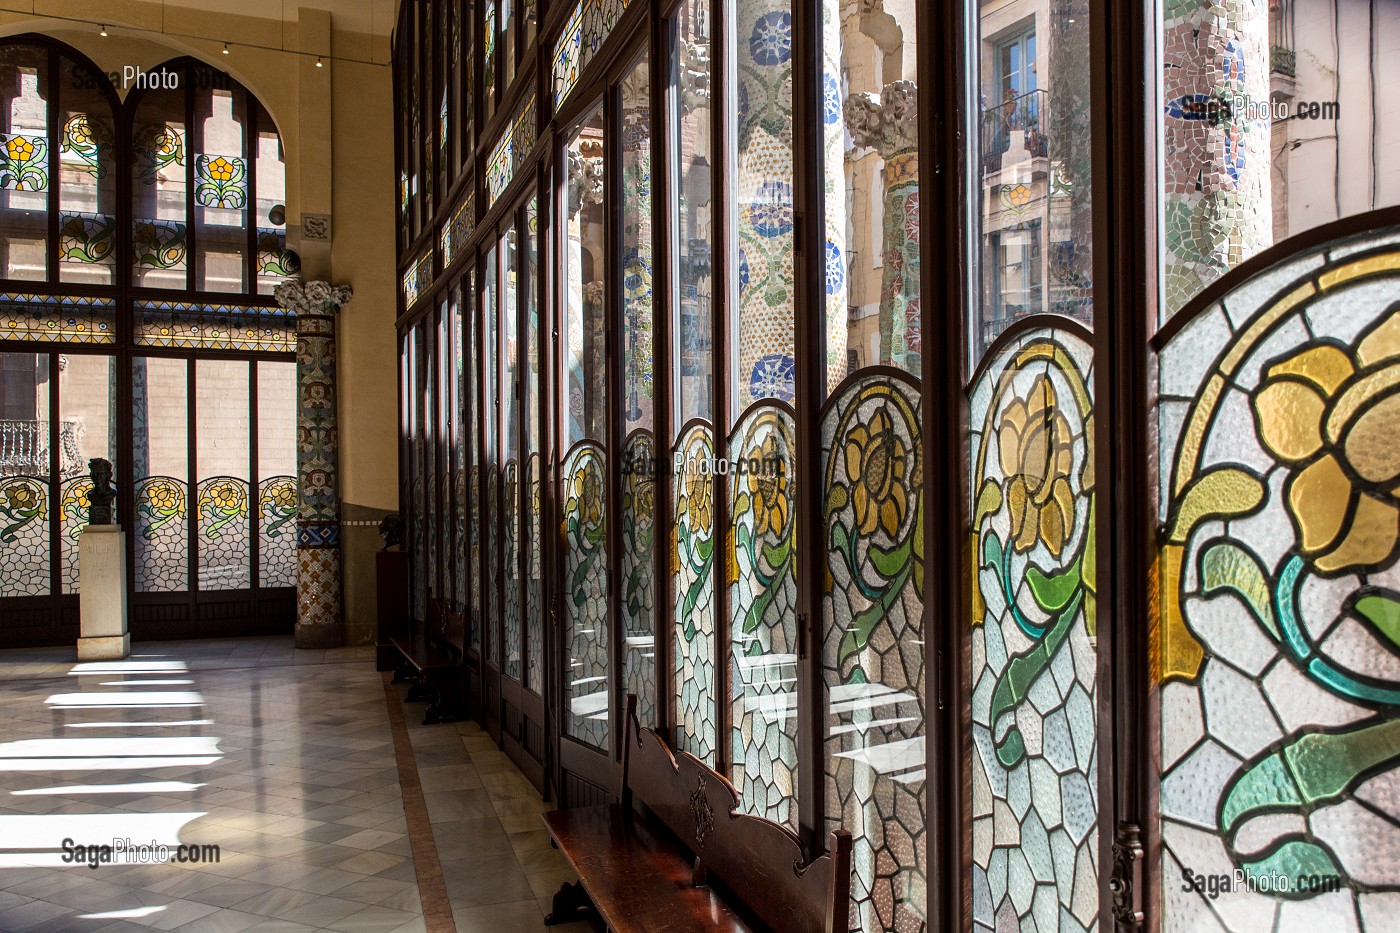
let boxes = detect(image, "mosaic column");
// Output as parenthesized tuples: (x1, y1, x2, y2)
(274, 279, 353, 648)
(845, 80, 920, 374)
(1162, 1, 1271, 317)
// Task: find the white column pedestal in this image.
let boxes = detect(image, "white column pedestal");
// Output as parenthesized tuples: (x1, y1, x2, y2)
(78, 524, 129, 661)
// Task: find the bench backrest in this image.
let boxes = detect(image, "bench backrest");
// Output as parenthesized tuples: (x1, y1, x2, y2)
(444, 604, 465, 654)
(424, 596, 465, 660)
(620, 696, 851, 933)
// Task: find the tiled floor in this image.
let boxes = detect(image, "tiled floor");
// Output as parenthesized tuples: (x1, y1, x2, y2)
(0, 638, 586, 933)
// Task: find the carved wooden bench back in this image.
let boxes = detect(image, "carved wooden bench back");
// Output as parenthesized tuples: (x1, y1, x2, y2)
(620, 697, 851, 933)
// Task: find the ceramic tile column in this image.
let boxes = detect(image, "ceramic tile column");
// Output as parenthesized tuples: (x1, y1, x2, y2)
(1162, 1, 1271, 317)
(846, 80, 919, 373)
(275, 278, 353, 648)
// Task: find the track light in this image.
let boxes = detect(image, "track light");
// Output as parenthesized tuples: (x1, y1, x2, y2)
(221, 42, 229, 55)
(99, 25, 108, 37)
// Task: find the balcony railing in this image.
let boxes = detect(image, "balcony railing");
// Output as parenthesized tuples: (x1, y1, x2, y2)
(0, 419, 85, 477)
(980, 308, 1093, 349)
(980, 88, 1050, 178)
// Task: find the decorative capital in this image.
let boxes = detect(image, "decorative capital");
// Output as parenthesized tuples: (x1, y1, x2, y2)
(275, 278, 353, 315)
(567, 151, 605, 211)
(845, 79, 919, 158)
(679, 38, 711, 114)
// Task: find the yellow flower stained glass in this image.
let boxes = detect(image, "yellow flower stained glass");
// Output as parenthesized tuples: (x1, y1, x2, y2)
(1253, 311, 1400, 574)
(997, 374, 1076, 557)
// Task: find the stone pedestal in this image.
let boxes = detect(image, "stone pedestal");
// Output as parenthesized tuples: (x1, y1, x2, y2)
(78, 525, 129, 661)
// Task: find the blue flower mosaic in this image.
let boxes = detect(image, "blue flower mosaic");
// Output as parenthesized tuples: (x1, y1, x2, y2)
(749, 353, 795, 403)
(824, 75, 841, 125)
(738, 248, 751, 293)
(825, 240, 844, 294)
(749, 182, 793, 238)
(749, 12, 793, 67)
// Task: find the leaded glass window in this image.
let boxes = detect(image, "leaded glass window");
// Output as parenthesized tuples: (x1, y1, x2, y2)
(1156, 227, 1400, 930)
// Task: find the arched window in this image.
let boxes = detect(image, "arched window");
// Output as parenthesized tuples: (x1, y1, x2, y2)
(0, 36, 297, 644)
(129, 58, 289, 295)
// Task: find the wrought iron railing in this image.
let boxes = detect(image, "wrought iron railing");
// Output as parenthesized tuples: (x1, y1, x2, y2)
(980, 88, 1050, 177)
(0, 419, 85, 477)
(980, 308, 1093, 348)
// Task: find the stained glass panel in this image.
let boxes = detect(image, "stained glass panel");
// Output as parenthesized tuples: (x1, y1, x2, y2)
(411, 326, 426, 621)
(524, 200, 544, 696)
(486, 87, 538, 207)
(0, 293, 115, 345)
(563, 442, 609, 747)
(503, 459, 520, 678)
(1157, 229, 1400, 930)
(134, 300, 294, 353)
(0, 475, 49, 597)
(0, 132, 48, 192)
(621, 430, 657, 725)
(822, 372, 925, 932)
(968, 329, 1096, 933)
(196, 359, 251, 591)
(60, 59, 117, 286)
(132, 104, 188, 289)
(503, 224, 522, 679)
(0, 46, 50, 281)
(674, 423, 717, 762)
(133, 357, 189, 593)
(552, 0, 634, 109)
(453, 284, 468, 610)
(59, 354, 116, 594)
(484, 245, 500, 664)
(57, 211, 116, 268)
(257, 475, 297, 587)
(441, 191, 475, 270)
(425, 320, 439, 607)
(257, 360, 297, 589)
(730, 406, 797, 826)
(256, 229, 294, 278)
(403, 250, 434, 309)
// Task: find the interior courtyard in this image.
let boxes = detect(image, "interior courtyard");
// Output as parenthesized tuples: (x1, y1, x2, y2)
(0, 0, 1399, 930)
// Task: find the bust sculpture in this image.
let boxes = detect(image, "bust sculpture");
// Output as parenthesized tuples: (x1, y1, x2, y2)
(378, 512, 403, 551)
(87, 457, 115, 526)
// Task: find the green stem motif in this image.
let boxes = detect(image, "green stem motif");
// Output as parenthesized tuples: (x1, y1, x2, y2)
(830, 516, 916, 665)
(1196, 542, 1400, 895)
(987, 587, 1084, 768)
(736, 518, 793, 637)
(1217, 718, 1400, 896)
(979, 529, 1087, 767)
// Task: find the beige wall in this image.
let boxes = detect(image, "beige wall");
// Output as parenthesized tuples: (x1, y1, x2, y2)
(0, 0, 399, 642)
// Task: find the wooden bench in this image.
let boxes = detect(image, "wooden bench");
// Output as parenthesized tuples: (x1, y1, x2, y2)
(542, 696, 851, 933)
(391, 595, 466, 725)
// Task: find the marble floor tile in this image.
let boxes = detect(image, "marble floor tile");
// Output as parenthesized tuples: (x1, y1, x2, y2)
(0, 635, 575, 932)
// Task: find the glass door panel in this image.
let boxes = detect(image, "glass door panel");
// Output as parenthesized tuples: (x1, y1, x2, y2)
(619, 53, 657, 728)
(133, 357, 189, 594)
(561, 104, 609, 748)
